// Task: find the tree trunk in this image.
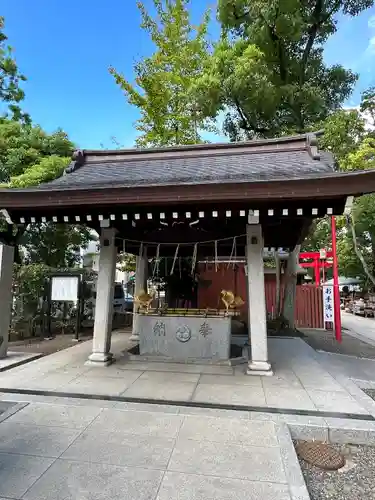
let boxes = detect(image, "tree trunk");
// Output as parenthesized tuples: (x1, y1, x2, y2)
(350, 219, 375, 286)
(282, 245, 300, 328)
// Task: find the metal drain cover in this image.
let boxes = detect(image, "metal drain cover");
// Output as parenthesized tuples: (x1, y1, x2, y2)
(296, 441, 345, 470)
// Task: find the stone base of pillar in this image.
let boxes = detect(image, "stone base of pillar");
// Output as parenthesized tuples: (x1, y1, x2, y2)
(130, 314, 140, 342)
(246, 360, 273, 376)
(85, 352, 114, 366)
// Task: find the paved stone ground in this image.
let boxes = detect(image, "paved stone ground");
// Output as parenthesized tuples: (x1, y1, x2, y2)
(2, 332, 375, 418)
(301, 328, 375, 359)
(4, 329, 375, 498)
(0, 400, 304, 500)
(297, 442, 375, 500)
(341, 312, 375, 348)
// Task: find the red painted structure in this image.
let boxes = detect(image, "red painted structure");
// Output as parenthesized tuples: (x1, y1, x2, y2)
(331, 216, 342, 342)
(298, 217, 342, 341)
(197, 263, 324, 329)
(299, 251, 333, 286)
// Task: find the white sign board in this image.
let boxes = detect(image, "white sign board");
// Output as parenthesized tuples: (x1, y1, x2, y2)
(323, 285, 334, 323)
(51, 276, 79, 302)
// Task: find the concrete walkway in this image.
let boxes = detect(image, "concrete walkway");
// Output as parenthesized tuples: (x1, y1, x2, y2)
(342, 311, 375, 347)
(4, 333, 375, 498)
(0, 400, 307, 500)
(1, 332, 375, 418)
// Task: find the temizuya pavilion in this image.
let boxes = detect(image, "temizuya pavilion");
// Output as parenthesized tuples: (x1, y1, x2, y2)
(1, 133, 375, 375)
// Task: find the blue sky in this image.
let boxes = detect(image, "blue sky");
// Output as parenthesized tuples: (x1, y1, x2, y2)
(2, 0, 375, 149)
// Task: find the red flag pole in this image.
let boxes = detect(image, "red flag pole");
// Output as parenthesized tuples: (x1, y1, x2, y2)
(331, 216, 342, 342)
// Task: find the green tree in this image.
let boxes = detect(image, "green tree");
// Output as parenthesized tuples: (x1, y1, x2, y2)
(0, 118, 94, 266)
(194, 0, 373, 140)
(303, 88, 375, 283)
(20, 224, 92, 268)
(318, 110, 366, 163)
(110, 0, 214, 147)
(0, 119, 73, 184)
(0, 16, 29, 123)
(360, 86, 375, 130)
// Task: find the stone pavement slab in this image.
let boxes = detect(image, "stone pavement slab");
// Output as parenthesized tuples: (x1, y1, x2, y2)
(307, 388, 369, 414)
(261, 370, 303, 389)
(168, 439, 287, 483)
(264, 387, 315, 411)
(5, 402, 102, 428)
(137, 370, 200, 383)
(199, 373, 263, 386)
(1, 333, 374, 422)
(192, 383, 267, 406)
(123, 379, 197, 400)
(22, 459, 164, 500)
(82, 367, 143, 380)
(156, 472, 292, 500)
(4, 373, 79, 391)
(62, 429, 175, 469)
(89, 408, 183, 437)
(0, 452, 54, 498)
(177, 405, 250, 419)
(0, 421, 81, 457)
(0, 400, 298, 500)
(178, 415, 278, 446)
(59, 375, 135, 396)
(5, 397, 375, 499)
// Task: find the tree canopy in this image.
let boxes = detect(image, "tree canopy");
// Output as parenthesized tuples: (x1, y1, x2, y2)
(193, 0, 373, 140)
(110, 0, 214, 147)
(303, 87, 375, 284)
(0, 119, 72, 186)
(0, 16, 29, 123)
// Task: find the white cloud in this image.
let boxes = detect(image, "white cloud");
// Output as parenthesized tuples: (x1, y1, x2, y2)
(369, 15, 375, 28)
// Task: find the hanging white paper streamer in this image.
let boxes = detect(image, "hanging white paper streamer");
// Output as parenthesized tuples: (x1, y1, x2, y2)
(214, 240, 218, 272)
(227, 236, 237, 270)
(136, 242, 144, 279)
(152, 244, 160, 277)
(170, 244, 179, 275)
(191, 243, 198, 275)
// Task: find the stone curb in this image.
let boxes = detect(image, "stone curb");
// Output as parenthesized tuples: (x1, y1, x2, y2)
(276, 423, 310, 500)
(251, 411, 375, 446)
(288, 419, 375, 446)
(0, 352, 43, 372)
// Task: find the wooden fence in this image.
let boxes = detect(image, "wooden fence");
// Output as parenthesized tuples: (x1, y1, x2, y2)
(197, 263, 324, 329)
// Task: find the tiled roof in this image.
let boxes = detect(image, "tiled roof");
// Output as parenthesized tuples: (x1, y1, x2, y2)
(31, 133, 335, 191)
